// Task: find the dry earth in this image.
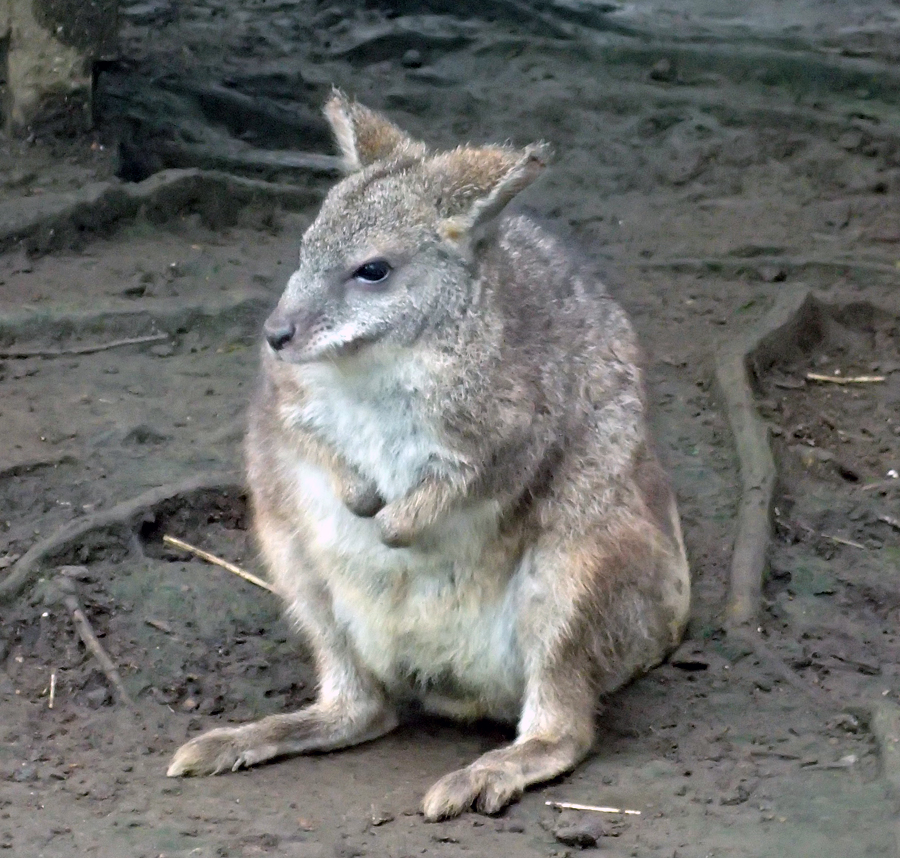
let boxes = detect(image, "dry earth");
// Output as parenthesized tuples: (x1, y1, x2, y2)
(2, 2, 900, 856)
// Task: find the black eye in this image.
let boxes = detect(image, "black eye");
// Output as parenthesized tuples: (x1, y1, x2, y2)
(352, 259, 392, 285)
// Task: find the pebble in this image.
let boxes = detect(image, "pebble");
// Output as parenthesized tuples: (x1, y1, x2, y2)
(401, 49, 424, 68)
(649, 57, 676, 82)
(12, 763, 38, 783)
(554, 817, 606, 848)
(368, 807, 394, 826)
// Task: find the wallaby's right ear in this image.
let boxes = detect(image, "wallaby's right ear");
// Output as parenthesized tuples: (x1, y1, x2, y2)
(429, 143, 551, 242)
(324, 89, 428, 173)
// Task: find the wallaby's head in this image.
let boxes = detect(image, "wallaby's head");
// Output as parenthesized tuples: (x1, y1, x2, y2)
(263, 90, 550, 363)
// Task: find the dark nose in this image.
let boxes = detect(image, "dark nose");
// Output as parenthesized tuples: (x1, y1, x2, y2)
(264, 318, 296, 351)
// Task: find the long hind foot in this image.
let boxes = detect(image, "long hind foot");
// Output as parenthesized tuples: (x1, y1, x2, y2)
(167, 700, 397, 777)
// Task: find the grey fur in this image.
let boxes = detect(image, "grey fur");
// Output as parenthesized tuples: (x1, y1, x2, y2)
(167, 91, 690, 821)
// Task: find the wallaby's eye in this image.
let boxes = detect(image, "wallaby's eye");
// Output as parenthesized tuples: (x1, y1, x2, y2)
(352, 259, 392, 286)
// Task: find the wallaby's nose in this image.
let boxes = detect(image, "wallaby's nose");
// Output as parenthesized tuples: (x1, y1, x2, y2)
(264, 318, 296, 351)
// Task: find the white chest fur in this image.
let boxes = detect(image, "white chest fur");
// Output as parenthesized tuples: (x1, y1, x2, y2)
(276, 355, 527, 719)
(284, 352, 446, 502)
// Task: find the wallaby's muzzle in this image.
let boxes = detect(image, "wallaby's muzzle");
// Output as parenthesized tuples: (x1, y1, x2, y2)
(263, 306, 327, 358)
(263, 316, 296, 352)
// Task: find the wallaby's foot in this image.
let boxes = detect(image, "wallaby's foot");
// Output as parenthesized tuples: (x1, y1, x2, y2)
(421, 736, 588, 821)
(167, 723, 273, 776)
(167, 702, 398, 777)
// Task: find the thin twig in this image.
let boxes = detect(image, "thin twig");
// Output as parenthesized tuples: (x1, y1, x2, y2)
(861, 479, 900, 493)
(822, 533, 866, 549)
(145, 618, 176, 634)
(49, 672, 56, 709)
(793, 519, 866, 550)
(805, 372, 885, 385)
(63, 591, 136, 709)
(163, 534, 276, 593)
(546, 800, 641, 816)
(0, 333, 168, 359)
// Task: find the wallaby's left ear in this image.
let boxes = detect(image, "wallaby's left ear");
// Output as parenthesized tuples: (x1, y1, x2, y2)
(324, 89, 429, 173)
(429, 142, 551, 239)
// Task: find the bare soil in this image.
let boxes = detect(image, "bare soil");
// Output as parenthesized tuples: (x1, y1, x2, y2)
(2, 2, 900, 856)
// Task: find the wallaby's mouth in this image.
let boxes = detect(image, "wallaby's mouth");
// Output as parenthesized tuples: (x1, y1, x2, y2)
(263, 309, 331, 362)
(266, 325, 381, 365)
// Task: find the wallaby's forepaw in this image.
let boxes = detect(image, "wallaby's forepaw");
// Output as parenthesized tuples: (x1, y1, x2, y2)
(421, 762, 525, 821)
(341, 477, 385, 518)
(375, 503, 422, 547)
(167, 726, 271, 777)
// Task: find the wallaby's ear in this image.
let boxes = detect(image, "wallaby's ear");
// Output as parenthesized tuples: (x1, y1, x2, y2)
(324, 89, 428, 172)
(430, 142, 551, 240)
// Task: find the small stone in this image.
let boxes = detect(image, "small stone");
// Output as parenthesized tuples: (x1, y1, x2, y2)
(720, 783, 753, 805)
(150, 343, 174, 358)
(86, 687, 111, 708)
(431, 833, 459, 843)
(12, 763, 37, 783)
(758, 265, 787, 283)
(836, 130, 863, 151)
(830, 713, 861, 733)
(369, 806, 394, 826)
(59, 565, 93, 581)
(401, 49, 423, 68)
(649, 57, 675, 82)
(554, 817, 606, 848)
(122, 424, 171, 445)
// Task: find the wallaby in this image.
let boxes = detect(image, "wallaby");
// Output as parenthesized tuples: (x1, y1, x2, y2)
(167, 90, 690, 821)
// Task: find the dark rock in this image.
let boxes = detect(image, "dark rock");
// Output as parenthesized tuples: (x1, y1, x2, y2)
(554, 817, 607, 848)
(401, 49, 423, 68)
(649, 58, 676, 82)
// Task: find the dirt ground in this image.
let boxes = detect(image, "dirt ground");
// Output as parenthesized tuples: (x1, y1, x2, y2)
(2, 2, 900, 856)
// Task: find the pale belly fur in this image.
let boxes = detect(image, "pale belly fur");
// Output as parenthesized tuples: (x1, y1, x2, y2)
(278, 356, 529, 721)
(291, 461, 527, 721)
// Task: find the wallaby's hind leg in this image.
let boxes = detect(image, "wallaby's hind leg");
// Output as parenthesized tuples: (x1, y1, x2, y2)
(422, 654, 595, 820)
(422, 539, 598, 819)
(167, 514, 398, 777)
(166, 694, 398, 776)
(421, 524, 684, 821)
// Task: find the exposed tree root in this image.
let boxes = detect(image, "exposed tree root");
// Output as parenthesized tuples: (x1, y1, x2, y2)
(715, 286, 826, 626)
(61, 585, 137, 710)
(0, 168, 321, 256)
(0, 472, 242, 603)
(0, 333, 168, 359)
(868, 700, 900, 857)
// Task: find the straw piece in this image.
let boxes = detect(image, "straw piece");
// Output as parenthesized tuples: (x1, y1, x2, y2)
(805, 372, 884, 385)
(546, 800, 641, 816)
(162, 534, 276, 593)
